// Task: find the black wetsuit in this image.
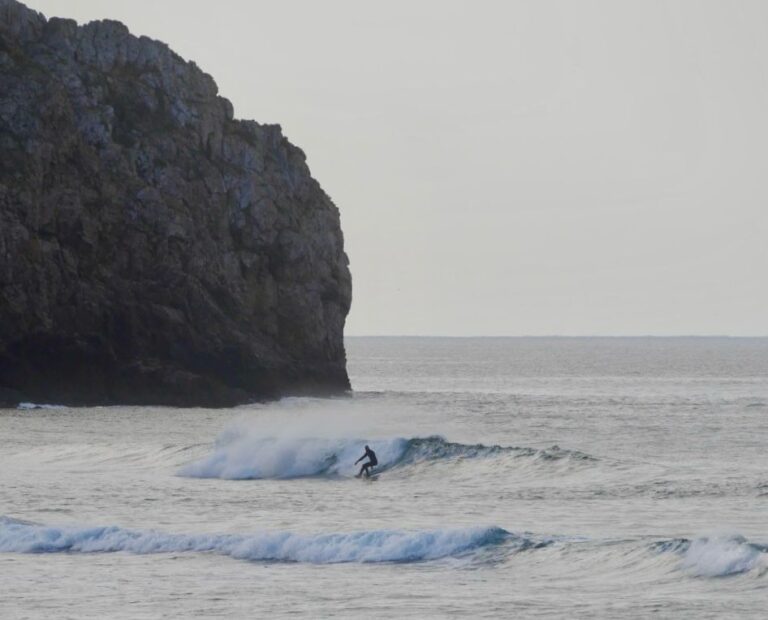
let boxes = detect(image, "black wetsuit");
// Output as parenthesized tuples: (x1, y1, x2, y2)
(357, 447, 378, 477)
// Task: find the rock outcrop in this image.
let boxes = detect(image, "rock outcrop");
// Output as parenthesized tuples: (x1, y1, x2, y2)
(0, 0, 351, 407)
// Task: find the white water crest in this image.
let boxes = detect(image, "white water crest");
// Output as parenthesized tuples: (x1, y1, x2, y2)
(0, 517, 514, 564)
(680, 536, 767, 577)
(17, 403, 67, 410)
(178, 433, 406, 479)
(177, 428, 597, 480)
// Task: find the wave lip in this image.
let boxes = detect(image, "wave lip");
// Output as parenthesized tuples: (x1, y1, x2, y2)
(0, 517, 514, 564)
(17, 402, 67, 410)
(682, 536, 766, 577)
(178, 434, 597, 480)
(654, 535, 768, 577)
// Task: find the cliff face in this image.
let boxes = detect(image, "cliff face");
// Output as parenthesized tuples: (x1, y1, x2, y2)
(0, 0, 351, 407)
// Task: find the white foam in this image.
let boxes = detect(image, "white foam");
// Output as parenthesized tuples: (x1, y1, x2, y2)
(17, 403, 67, 410)
(681, 535, 764, 577)
(178, 430, 409, 479)
(0, 517, 510, 564)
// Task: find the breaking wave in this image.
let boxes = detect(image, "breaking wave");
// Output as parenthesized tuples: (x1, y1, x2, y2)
(178, 434, 596, 480)
(0, 517, 522, 564)
(653, 535, 768, 577)
(2, 516, 762, 576)
(17, 402, 67, 410)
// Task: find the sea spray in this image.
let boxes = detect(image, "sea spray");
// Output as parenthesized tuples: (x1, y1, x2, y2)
(178, 436, 409, 479)
(178, 430, 597, 480)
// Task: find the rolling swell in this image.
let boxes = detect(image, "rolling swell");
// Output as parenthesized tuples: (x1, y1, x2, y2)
(399, 436, 596, 466)
(0, 517, 516, 564)
(178, 434, 597, 480)
(2, 516, 762, 576)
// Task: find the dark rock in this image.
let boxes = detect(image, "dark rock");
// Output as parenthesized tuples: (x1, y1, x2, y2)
(0, 385, 25, 408)
(0, 0, 351, 407)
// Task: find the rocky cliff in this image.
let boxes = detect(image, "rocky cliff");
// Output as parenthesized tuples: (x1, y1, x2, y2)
(0, 0, 351, 407)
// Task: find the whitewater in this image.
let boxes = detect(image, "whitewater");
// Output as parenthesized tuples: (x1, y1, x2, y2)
(1, 337, 767, 618)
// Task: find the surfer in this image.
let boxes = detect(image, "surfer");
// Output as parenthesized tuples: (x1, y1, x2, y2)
(355, 445, 378, 478)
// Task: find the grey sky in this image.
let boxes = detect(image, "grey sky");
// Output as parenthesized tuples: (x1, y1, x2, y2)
(26, 0, 768, 336)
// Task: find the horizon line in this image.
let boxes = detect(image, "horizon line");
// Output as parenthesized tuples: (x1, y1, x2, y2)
(344, 334, 768, 339)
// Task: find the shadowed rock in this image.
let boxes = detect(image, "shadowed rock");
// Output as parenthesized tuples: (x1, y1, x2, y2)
(0, 0, 351, 407)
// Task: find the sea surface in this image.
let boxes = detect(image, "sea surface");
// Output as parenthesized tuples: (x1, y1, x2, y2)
(1, 337, 767, 618)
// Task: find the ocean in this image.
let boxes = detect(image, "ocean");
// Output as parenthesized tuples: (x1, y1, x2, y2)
(1, 337, 767, 618)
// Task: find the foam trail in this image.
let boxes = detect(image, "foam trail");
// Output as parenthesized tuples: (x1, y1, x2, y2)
(0, 517, 513, 564)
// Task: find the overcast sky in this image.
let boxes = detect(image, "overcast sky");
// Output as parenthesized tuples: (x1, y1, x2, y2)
(27, 0, 768, 336)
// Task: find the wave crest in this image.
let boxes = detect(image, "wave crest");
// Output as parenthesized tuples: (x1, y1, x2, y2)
(178, 434, 596, 480)
(653, 535, 768, 577)
(0, 517, 516, 564)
